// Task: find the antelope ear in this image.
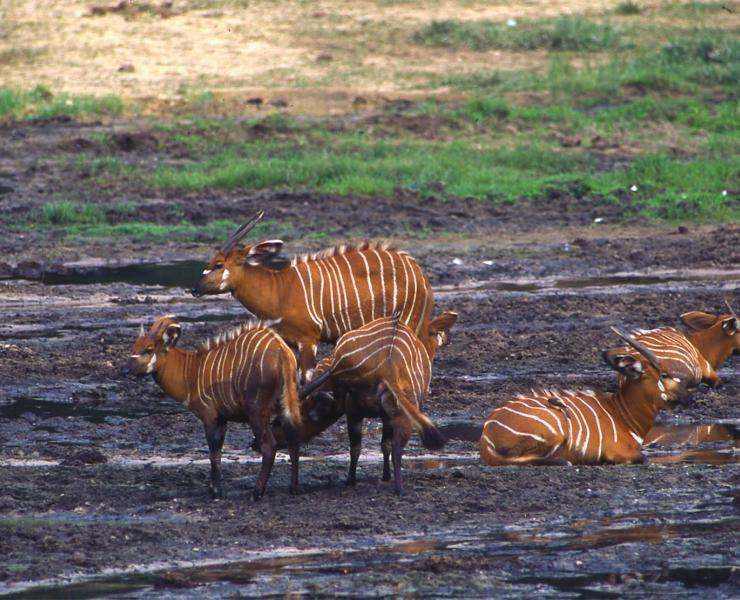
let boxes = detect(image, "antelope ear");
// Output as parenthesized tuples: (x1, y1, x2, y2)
(428, 311, 458, 345)
(163, 323, 181, 347)
(680, 311, 718, 331)
(246, 240, 284, 265)
(603, 350, 644, 379)
(721, 316, 738, 336)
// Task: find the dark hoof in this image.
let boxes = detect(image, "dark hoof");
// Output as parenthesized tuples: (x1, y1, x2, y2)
(289, 485, 302, 496)
(381, 472, 391, 482)
(208, 485, 224, 499)
(394, 484, 404, 496)
(345, 478, 357, 487)
(252, 489, 264, 502)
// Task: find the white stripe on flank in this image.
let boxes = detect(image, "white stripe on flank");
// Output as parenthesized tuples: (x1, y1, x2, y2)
(372, 249, 387, 316)
(485, 418, 546, 443)
(387, 250, 398, 315)
(292, 263, 322, 328)
(404, 255, 417, 326)
(501, 406, 559, 436)
(358, 251, 376, 322)
(341, 252, 363, 329)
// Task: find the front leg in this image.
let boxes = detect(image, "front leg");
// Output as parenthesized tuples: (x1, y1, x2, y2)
(204, 420, 227, 499)
(346, 413, 364, 486)
(381, 418, 392, 481)
(297, 341, 318, 384)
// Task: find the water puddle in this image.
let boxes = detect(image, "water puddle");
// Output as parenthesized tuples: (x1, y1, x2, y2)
(3, 505, 734, 598)
(8, 260, 204, 288)
(4, 262, 737, 295)
(437, 268, 739, 298)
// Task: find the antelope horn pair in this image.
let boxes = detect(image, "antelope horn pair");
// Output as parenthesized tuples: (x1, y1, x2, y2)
(221, 210, 265, 254)
(610, 326, 662, 373)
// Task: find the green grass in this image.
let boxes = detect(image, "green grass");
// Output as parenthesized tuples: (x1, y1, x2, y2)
(40, 201, 106, 225)
(412, 16, 624, 52)
(0, 85, 123, 121)
(63, 220, 239, 243)
(146, 132, 738, 221)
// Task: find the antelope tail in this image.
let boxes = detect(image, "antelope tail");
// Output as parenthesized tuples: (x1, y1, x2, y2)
(280, 360, 302, 429)
(386, 381, 446, 450)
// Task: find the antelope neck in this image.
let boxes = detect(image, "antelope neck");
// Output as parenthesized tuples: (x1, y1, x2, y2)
(230, 265, 286, 321)
(687, 328, 728, 369)
(153, 348, 199, 406)
(608, 384, 662, 440)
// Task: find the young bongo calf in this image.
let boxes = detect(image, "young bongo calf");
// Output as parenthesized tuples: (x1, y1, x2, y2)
(680, 300, 739, 373)
(123, 316, 301, 500)
(300, 311, 458, 494)
(480, 328, 694, 467)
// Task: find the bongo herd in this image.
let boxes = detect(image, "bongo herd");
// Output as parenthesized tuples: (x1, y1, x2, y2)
(122, 213, 737, 499)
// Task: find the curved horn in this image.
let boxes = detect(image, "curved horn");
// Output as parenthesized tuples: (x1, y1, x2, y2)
(221, 210, 265, 253)
(139, 323, 145, 337)
(610, 326, 662, 373)
(723, 295, 736, 317)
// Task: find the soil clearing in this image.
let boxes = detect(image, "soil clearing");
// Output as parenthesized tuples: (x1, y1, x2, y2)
(0, 116, 737, 596)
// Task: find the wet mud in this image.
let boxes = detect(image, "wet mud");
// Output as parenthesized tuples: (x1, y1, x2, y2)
(0, 118, 738, 596)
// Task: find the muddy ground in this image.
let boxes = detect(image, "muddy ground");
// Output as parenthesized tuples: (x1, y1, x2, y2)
(0, 119, 737, 597)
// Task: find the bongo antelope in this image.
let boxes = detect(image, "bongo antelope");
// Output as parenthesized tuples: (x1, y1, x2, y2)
(480, 328, 694, 467)
(123, 316, 301, 500)
(680, 299, 739, 373)
(300, 311, 458, 494)
(627, 326, 719, 388)
(191, 212, 433, 380)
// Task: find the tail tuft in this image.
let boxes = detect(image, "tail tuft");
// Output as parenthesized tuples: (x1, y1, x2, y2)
(420, 425, 446, 450)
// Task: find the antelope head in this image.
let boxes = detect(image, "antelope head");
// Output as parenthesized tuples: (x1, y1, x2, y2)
(191, 211, 285, 297)
(122, 316, 182, 376)
(680, 297, 739, 361)
(603, 327, 693, 406)
(425, 310, 458, 358)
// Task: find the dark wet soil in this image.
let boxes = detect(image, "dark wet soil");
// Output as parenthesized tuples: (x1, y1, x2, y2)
(0, 117, 738, 596)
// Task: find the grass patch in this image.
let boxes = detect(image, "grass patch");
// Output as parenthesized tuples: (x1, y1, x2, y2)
(412, 16, 623, 52)
(151, 136, 592, 201)
(39, 202, 105, 225)
(63, 220, 240, 243)
(0, 85, 123, 121)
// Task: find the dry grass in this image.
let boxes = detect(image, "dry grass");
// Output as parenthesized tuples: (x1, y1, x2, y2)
(1, 0, 737, 116)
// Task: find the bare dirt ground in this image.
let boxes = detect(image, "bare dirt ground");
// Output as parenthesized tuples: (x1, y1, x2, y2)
(3, 0, 737, 116)
(0, 118, 737, 596)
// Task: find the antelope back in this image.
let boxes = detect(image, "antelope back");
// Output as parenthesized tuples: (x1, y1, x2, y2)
(330, 317, 432, 403)
(288, 242, 432, 341)
(196, 322, 295, 410)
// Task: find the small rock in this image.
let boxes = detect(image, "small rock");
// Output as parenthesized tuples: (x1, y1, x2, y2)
(246, 97, 264, 106)
(118, 63, 135, 73)
(593, 217, 604, 224)
(269, 98, 288, 108)
(451, 258, 463, 266)
(316, 53, 333, 63)
(677, 225, 689, 234)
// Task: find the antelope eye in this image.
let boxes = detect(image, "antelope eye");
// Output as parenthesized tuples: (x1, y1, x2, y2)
(213, 263, 223, 270)
(141, 348, 152, 355)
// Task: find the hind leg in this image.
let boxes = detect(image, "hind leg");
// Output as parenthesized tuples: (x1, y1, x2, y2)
(346, 412, 364, 486)
(390, 417, 412, 495)
(381, 418, 392, 481)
